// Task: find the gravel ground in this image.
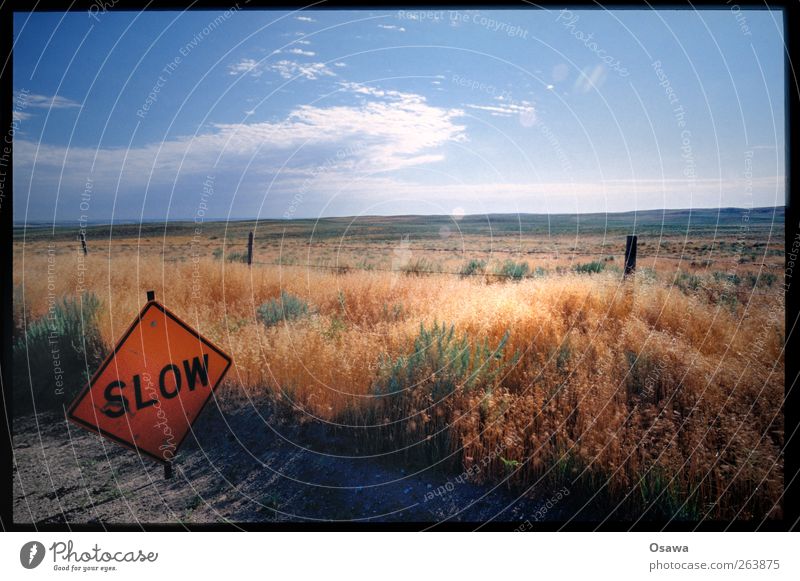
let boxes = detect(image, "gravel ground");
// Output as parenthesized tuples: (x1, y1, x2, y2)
(12, 400, 571, 527)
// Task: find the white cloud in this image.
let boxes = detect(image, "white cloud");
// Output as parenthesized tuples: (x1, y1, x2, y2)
(288, 48, 316, 57)
(15, 84, 467, 204)
(228, 56, 334, 80)
(295, 39, 311, 45)
(271, 60, 336, 80)
(378, 24, 406, 32)
(296, 16, 315, 22)
(466, 99, 537, 127)
(333, 62, 347, 68)
(13, 110, 33, 122)
(228, 58, 262, 76)
(339, 81, 423, 103)
(16, 92, 81, 109)
(466, 101, 535, 118)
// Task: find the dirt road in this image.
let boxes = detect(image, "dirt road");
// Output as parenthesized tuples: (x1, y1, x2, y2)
(12, 400, 567, 527)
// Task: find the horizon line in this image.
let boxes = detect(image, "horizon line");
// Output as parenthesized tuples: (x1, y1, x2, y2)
(14, 204, 786, 227)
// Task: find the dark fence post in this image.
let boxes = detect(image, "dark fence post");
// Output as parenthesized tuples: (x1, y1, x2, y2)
(79, 232, 88, 256)
(247, 231, 254, 266)
(624, 235, 637, 276)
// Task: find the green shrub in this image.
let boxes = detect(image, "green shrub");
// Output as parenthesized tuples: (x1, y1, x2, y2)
(212, 248, 223, 260)
(370, 322, 517, 466)
(12, 284, 30, 338)
(713, 271, 741, 286)
(459, 259, 487, 278)
(573, 261, 605, 274)
(496, 259, 529, 281)
(13, 293, 107, 414)
(638, 267, 658, 282)
(674, 271, 702, 292)
(375, 321, 516, 398)
(227, 251, 248, 263)
(402, 257, 435, 276)
(257, 292, 309, 327)
(745, 272, 776, 288)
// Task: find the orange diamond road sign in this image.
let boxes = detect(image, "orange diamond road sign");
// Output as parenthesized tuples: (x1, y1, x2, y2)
(68, 299, 232, 463)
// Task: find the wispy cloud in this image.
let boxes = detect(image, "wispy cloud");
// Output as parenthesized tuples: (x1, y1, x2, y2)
(465, 97, 536, 126)
(13, 110, 33, 122)
(228, 56, 334, 80)
(15, 83, 467, 207)
(17, 92, 81, 109)
(295, 15, 315, 22)
(271, 60, 336, 80)
(228, 58, 261, 76)
(378, 24, 406, 32)
(288, 48, 316, 57)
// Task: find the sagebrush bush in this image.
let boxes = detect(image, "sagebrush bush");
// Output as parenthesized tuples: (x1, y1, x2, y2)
(402, 257, 435, 276)
(496, 260, 529, 281)
(459, 259, 486, 278)
(713, 271, 741, 286)
(674, 270, 702, 292)
(257, 291, 309, 327)
(227, 251, 249, 263)
(573, 260, 605, 274)
(13, 293, 107, 413)
(370, 321, 517, 465)
(375, 321, 515, 397)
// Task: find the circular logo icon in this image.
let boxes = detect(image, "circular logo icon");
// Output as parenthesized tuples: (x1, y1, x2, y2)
(20, 541, 46, 569)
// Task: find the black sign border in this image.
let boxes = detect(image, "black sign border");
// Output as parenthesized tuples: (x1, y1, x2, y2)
(66, 300, 233, 464)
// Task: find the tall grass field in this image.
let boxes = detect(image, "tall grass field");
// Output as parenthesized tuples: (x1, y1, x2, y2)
(13, 208, 785, 520)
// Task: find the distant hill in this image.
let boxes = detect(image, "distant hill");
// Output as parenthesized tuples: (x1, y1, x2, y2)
(14, 206, 785, 243)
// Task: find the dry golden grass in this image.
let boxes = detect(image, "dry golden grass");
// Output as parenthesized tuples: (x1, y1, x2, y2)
(14, 237, 785, 520)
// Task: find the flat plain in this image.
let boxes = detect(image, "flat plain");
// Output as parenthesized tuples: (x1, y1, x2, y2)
(12, 206, 785, 523)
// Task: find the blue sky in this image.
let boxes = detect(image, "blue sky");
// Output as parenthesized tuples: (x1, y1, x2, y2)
(13, 8, 785, 222)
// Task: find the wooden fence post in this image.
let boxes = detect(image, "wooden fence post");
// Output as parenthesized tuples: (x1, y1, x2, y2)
(624, 235, 637, 276)
(247, 231, 254, 266)
(79, 232, 88, 256)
